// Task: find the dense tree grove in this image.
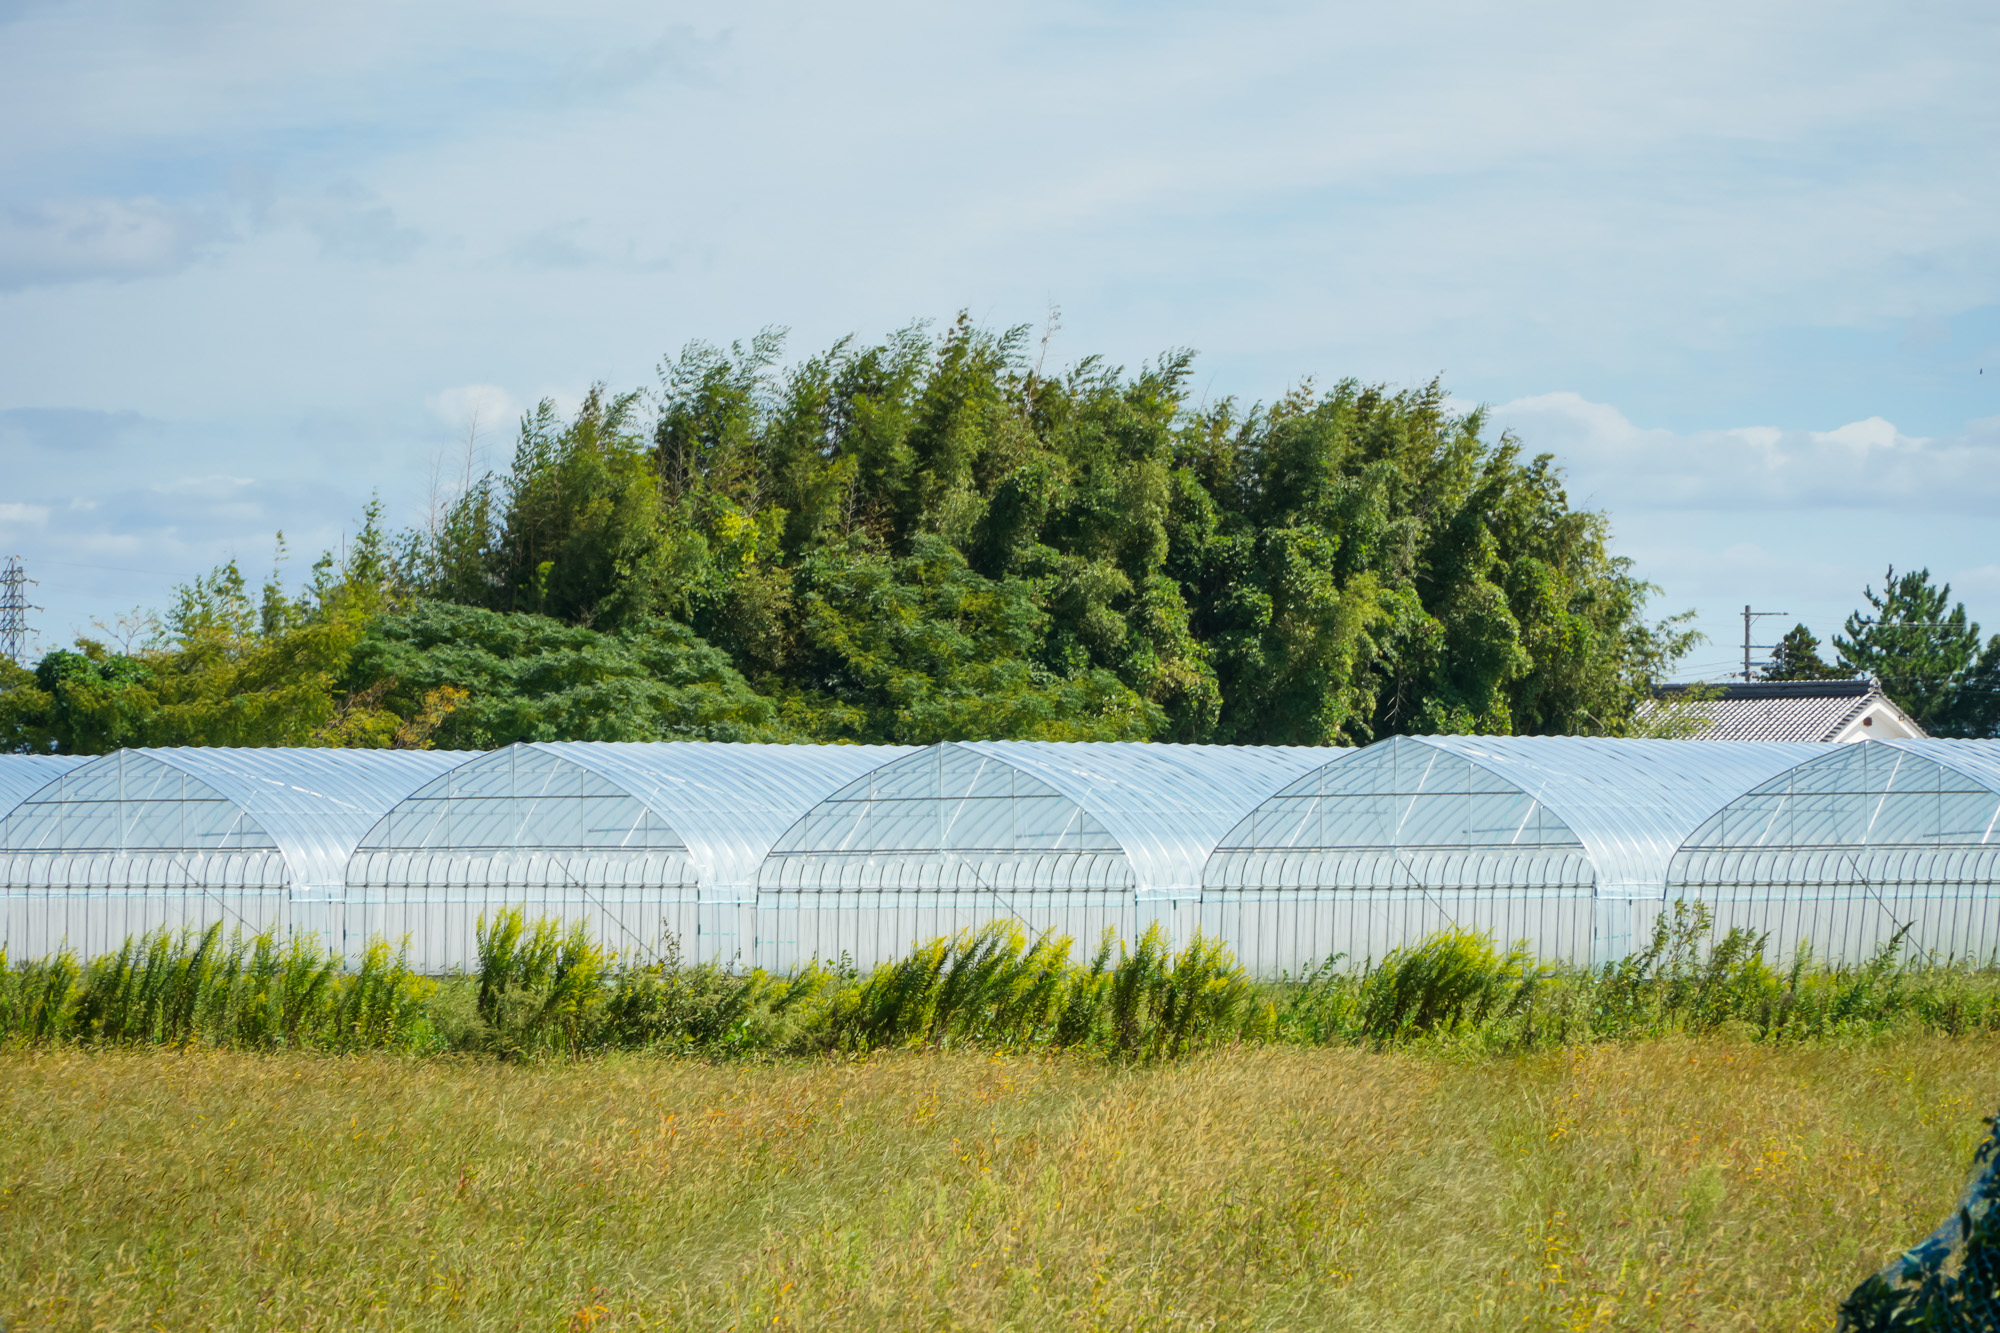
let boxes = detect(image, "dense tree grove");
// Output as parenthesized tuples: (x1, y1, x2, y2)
(2, 318, 1706, 753)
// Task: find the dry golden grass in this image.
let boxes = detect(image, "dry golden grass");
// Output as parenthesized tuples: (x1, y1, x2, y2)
(1, 1038, 1993, 1331)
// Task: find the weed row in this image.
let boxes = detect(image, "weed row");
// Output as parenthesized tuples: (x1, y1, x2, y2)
(2, 902, 1996, 1060)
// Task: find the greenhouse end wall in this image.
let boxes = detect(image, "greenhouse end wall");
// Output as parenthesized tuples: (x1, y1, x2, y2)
(755, 741, 1328, 971)
(1668, 740, 2000, 965)
(346, 741, 911, 972)
(0, 748, 466, 960)
(1201, 736, 1829, 972)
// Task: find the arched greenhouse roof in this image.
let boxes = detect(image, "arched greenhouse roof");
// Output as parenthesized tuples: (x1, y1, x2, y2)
(1666, 740, 2000, 964)
(1672, 739, 2000, 870)
(0, 755, 89, 814)
(761, 741, 1331, 896)
(1206, 734, 1829, 897)
(348, 741, 914, 893)
(1, 747, 469, 891)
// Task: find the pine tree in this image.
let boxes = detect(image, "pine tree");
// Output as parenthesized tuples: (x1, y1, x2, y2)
(1761, 624, 1848, 681)
(1833, 567, 2000, 737)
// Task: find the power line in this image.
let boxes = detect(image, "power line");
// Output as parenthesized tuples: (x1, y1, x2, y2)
(29, 556, 168, 577)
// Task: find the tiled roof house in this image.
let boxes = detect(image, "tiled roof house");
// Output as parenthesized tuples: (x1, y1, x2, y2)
(1645, 679, 1925, 743)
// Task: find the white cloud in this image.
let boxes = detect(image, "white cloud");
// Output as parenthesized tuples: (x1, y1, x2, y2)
(151, 473, 259, 498)
(425, 384, 521, 435)
(0, 196, 221, 290)
(275, 184, 424, 263)
(1459, 396, 2000, 673)
(0, 0, 1994, 647)
(0, 179, 427, 293)
(1490, 395, 2000, 513)
(1953, 563, 2000, 603)
(0, 502, 51, 526)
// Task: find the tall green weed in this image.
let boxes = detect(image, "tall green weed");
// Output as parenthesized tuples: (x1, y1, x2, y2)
(3, 903, 1997, 1061)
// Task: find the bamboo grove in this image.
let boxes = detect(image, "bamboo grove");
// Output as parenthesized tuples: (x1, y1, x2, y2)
(0, 317, 1700, 753)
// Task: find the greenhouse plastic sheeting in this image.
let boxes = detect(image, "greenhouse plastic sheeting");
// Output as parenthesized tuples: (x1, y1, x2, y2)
(0, 747, 469, 958)
(346, 741, 911, 970)
(757, 741, 1330, 970)
(1671, 739, 2000, 964)
(0, 754, 89, 815)
(1203, 735, 1827, 970)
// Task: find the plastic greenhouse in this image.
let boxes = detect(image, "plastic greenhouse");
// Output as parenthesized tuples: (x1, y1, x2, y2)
(1669, 739, 2000, 964)
(0, 747, 467, 959)
(0, 754, 89, 815)
(345, 741, 910, 972)
(756, 741, 1329, 970)
(1202, 735, 1829, 971)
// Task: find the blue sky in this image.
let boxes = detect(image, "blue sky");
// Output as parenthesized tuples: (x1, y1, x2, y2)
(1, 0, 1995, 680)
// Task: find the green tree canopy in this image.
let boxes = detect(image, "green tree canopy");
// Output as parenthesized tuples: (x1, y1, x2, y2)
(1833, 567, 2000, 737)
(398, 317, 1694, 746)
(1762, 624, 1849, 682)
(0, 510, 406, 754)
(4, 316, 1702, 753)
(340, 601, 790, 749)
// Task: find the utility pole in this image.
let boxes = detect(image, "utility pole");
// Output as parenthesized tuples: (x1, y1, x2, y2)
(1741, 604, 1788, 682)
(0, 557, 36, 665)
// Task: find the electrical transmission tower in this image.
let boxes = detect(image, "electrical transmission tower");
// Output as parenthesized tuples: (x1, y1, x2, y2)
(0, 557, 37, 665)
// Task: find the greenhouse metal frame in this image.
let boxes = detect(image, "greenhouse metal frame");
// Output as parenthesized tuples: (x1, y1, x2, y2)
(0, 754, 89, 816)
(755, 740, 1329, 970)
(1669, 739, 2000, 964)
(0, 747, 467, 959)
(4, 735, 1995, 974)
(1202, 735, 1829, 971)
(345, 741, 910, 971)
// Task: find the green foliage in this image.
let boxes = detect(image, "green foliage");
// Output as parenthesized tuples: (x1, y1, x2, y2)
(4, 909, 1999, 1063)
(1, 319, 1698, 750)
(1358, 929, 1539, 1042)
(0, 507, 408, 753)
(810, 921, 1252, 1058)
(3, 924, 426, 1053)
(342, 601, 791, 747)
(1171, 386, 1691, 741)
(1148, 927, 1261, 1058)
(388, 318, 1695, 745)
(1267, 905, 2000, 1051)
(821, 923, 1073, 1051)
(781, 537, 1158, 742)
(472, 909, 611, 1060)
(408, 388, 705, 629)
(1834, 566, 2000, 738)
(1092, 921, 1256, 1057)
(601, 933, 787, 1053)
(1763, 623, 1850, 681)
(1269, 951, 1360, 1044)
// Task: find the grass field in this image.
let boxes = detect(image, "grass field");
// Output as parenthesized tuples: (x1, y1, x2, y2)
(2, 1038, 1993, 1332)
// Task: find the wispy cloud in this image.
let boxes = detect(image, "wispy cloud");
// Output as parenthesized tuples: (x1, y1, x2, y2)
(0, 502, 52, 527)
(0, 196, 225, 290)
(1491, 394, 2000, 513)
(0, 0, 1994, 645)
(0, 407, 161, 451)
(425, 384, 521, 434)
(277, 184, 425, 263)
